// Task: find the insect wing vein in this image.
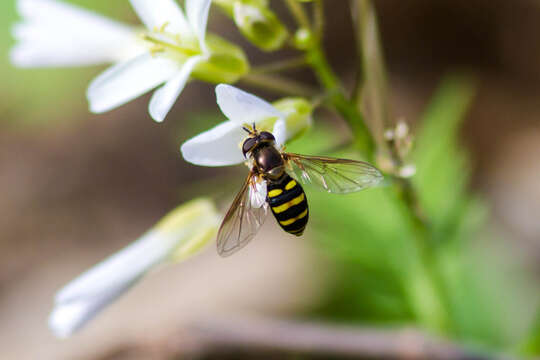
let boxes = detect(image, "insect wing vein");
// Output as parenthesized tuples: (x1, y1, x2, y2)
(217, 172, 268, 257)
(284, 153, 383, 194)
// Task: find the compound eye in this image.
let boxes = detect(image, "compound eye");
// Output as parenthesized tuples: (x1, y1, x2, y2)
(259, 131, 275, 142)
(242, 137, 257, 157)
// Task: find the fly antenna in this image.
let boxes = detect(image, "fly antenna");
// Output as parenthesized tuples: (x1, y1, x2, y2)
(252, 122, 257, 133)
(242, 126, 251, 134)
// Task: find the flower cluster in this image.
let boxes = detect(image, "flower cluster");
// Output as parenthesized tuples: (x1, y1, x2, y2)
(9, 0, 398, 340)
(12, 0, 319, 337)
(13, 0, 250, 122)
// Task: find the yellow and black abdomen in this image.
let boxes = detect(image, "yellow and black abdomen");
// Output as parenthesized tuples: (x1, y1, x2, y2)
(266, 174, 309, 236)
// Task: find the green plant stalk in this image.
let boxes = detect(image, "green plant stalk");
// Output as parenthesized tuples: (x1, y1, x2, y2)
(242, 3, 453, 334)
(306, 36, 453, 335)
(313, 0, 324, 38)
(251, 57, 307, 74)
(241, 73, 318, 97)
(284, 0, 311, 29)
(393, 178, 453, 334)
(306, 45, 375, 161)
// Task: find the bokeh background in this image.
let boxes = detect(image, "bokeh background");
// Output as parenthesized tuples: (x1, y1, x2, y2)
(2, 0, 540, 359)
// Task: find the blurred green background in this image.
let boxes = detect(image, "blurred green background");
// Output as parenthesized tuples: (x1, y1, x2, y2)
(3, 1, 540, 359)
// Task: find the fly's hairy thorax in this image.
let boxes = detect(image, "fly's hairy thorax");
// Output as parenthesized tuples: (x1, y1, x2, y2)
(252, 143, 285, 180)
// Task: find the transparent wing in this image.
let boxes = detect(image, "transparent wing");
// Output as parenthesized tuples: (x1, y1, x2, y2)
(216, 172, 269, 257)
(284, 153, 383, 194)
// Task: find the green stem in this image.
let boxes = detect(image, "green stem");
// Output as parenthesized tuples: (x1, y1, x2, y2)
(350, 0, 391, 148)
(313, 0, 325, 38)
(306, 45, 375, 161)
(393, 177, 452, 334)
(284, 0, 311, 29)
(250, 57, 307, 74)
(304, 8, 453, 334)
(241, 73, 318, 97)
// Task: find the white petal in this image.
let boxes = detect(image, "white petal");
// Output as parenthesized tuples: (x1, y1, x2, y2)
(129, 0, 190, 35)
(17, 0, 129, 31)
(51, 229, 177, 337)
(49, 199, 219, 337)
(49, 278, 129, 338)
(216, 84, 284, 125)
(250, 179, 267, 208)
(181, 121, 246, 166)
(272, 119, 287, 148)
(87, 53, 180, 114)
(56, 230, 174, 304)
(149, 55, 204, 122)
(186, 0, 211, 53)
(13, 0, 142, 67)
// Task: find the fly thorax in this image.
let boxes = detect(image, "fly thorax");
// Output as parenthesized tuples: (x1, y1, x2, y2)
(254, 145, 284, 179)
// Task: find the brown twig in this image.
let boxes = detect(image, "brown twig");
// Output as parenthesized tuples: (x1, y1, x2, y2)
(106, 317, 516, 360)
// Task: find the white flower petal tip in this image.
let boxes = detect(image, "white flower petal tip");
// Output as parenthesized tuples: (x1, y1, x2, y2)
(181, 121, 248, 166)
(49, 302, 87, 338)
(250, 179, 267, 208)
(215, 84, 284, 125)
(49, 281, 128, 338)
(48, 198, 219, 337)
(149, 55, 204, 123)
(12, 0, 142, 68)
(9, 44, 34, 68)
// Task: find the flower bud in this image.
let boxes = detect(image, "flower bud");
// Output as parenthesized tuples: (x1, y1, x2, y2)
(153, 198, 221, 262)
(273, 97, 313, 140)
(247, 98, 312, 143)
(192, 34, 250, 84)
(234, 2, 288, 51)
(293, 28, 315, 50)
(240, 97, 313, 145)
(216, 0, 288, 51)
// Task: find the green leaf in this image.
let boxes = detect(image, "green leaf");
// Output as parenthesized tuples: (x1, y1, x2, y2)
(308, 186, 417, 323)
(412, 74, 477, 228)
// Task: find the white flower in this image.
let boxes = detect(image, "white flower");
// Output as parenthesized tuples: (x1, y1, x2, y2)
(180, 84, 292, 167)
(49, 198, 220, 338)
(181, 84, 306, 207)
(11, 0, 212, 122)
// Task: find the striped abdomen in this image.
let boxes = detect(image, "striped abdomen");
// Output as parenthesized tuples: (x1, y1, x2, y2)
(266, 174, 309, 236)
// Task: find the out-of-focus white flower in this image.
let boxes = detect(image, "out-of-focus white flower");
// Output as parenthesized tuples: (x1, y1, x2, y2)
(398, 164, 416, 178)
(48, 198, 220, 338)
(180, 84, 311, 167)
(88, 0, 212, 122)
(11, 0, 144, 67)
(11, 0, 248, 122)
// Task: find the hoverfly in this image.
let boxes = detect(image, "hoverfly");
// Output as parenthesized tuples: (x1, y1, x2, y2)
(216, 124, 383, 257)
